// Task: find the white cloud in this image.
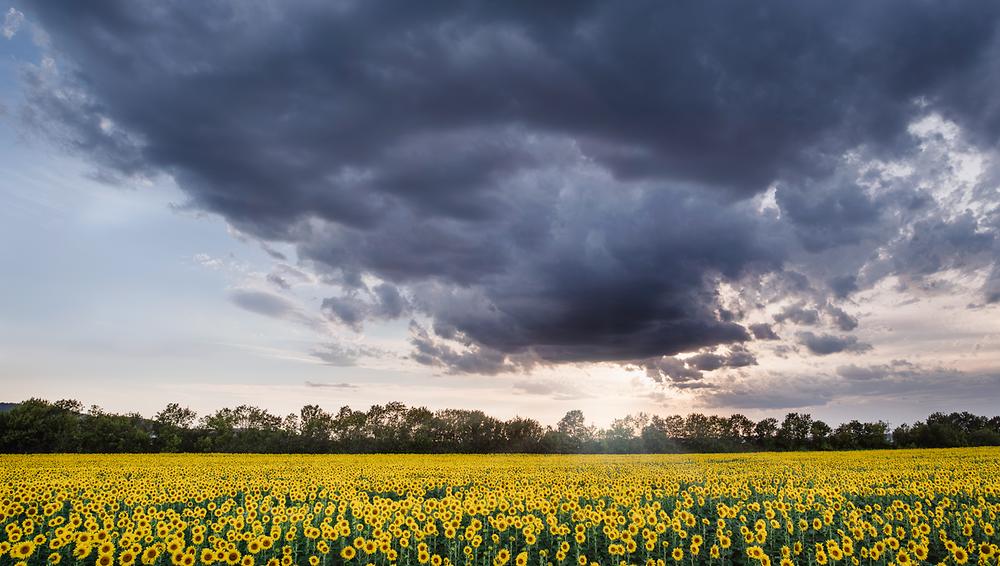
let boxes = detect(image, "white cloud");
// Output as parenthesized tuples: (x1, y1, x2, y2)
(3, 8, 24, 40)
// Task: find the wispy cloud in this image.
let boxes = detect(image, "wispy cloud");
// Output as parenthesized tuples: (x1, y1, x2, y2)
(304, 381, 358, 389)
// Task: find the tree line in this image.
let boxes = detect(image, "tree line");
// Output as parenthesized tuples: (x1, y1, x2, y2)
(0, 398, 998, 453)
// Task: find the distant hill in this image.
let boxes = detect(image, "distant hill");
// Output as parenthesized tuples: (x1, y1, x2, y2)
(0, 402, 19, 413)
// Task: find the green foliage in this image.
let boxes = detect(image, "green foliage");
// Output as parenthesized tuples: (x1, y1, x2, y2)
(1, 399, 998, 454)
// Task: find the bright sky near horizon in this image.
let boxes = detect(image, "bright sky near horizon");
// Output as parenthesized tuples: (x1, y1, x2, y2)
(2, 2, 1000, 428)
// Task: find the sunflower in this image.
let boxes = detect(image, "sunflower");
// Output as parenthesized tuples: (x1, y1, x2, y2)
(11, 542, 35, 560)
(74, 545, 94, 560)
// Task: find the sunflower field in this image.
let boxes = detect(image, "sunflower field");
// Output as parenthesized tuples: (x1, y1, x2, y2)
(1, 449, 998, 566)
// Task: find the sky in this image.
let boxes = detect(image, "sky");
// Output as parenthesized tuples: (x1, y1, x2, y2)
(1, 1, 1000, 428)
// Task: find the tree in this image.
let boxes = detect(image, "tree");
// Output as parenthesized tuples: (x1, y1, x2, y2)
(754, 418, 779, 450)
(683, 413, 716, 452)
(331, 406, 368, 452)
(0, 398, 82, 453)
(154, 403, 197, 452)
(557, 410, 588, 439)
(777, 413, 813, 451)
(503, 416, 545, 453)
(727, 414, 756, 448)
(640, 416, 678, 453)
(1, 397, 997, 453)
(299, 405, 334, 452)
(810, 420, 832, 450)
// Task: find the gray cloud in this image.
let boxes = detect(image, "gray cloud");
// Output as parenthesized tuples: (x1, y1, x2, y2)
(797, 332, 873, 356)
(641, 356, 703, 384)
(986, 265, 1000, 303)
(773, 302, 820, 326)
(829, 275, 859, 300)
(687, 346, 757, 372)
(321, 283, 412, 331)
(826, 305, 859, 332)
(699, 361, 1000, 410)
(309, 344, 359, 367)
(697, 381, 834, 410)
(309, 342, 394, 366)
(408, 320, 524, 375)
(512, 379, 589, 401)
(266, 273, 291, 290)
(640, 345, 757, 384)
(17, 0, 1000, 373)
(229, 289, 298, 319)
(229, 288, 326, 331)
(265, 264, 313, 291)
(304, 381, 358, 389)
(837, 360, 917, 381)
(749, 323, 780, 341)
(320, 295, 367, 331)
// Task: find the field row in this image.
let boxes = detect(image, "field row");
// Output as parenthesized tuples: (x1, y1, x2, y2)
(1, 450, 998, 566)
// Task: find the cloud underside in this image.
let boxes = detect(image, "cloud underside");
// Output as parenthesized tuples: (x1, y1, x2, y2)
(18, 0, 1000, 379)
(697, 362, 1000, 410)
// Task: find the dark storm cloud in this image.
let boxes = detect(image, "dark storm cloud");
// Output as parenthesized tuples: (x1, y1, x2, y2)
(18, 0, 1000, 372)
(775, 179, 883, 254)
